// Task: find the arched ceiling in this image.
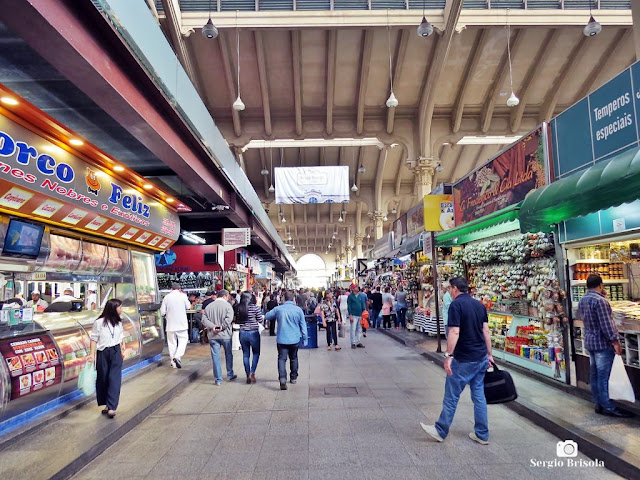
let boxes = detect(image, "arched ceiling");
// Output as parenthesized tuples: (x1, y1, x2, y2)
(153, 2, 635, 259)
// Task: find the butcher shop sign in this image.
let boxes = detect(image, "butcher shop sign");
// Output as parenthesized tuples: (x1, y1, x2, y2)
(0, 114, 179, 249)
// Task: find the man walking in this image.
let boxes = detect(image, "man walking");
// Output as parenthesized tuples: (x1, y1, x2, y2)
(202, 289, 237, 385)
(266, 291, 308, 390)
(370, 286, 383, 329)
(347, 285, 366, 349)
(395, 286, 408, 329)
(578, 274, 631, 417)
(420, 277, 493, 445)
(160, 283, 191, 369)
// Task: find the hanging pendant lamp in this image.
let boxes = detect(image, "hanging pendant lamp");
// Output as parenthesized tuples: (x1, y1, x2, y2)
(201, 0, 218, 39)
(417, 0, 433, 37)
(584, 2, 602, 37)
(505, 12, 519, 108)
(386, 10, 398, 109)
(233, 11, 245, 111)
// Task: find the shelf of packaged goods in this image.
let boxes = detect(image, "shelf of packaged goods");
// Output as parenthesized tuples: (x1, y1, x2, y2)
(570, 279, 629, 286)
(487, 311, 539, 323)
(503, 351, 554, 367)
(569, 259, 613, 266)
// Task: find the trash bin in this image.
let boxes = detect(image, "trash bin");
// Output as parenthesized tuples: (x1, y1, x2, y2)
(299, 315, 318, 349)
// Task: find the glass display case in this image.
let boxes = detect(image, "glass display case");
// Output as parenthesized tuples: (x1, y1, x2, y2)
(76, 242, 108, 275)
(41, 235, 82, 273)
(132, 251, 158, 304)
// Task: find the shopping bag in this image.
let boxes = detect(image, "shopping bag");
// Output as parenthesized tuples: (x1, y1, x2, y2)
(609, 355, 636, 403)
(338, 322, 345, 338)
(360, 316, 369, 329)
(258, 322, 265, 335)
(484, 362, 517, 404)
(78, 361, 97, 396)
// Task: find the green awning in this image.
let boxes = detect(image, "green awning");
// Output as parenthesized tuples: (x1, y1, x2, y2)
(519, 147, 640, 233)
(435, 203, 522, 247)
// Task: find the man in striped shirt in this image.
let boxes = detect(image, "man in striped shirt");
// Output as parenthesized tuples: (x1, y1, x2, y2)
(578, 274, 631, 417)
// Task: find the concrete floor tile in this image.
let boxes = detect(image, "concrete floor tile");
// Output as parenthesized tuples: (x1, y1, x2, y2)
(472, 463, 538, 480)
(362, 466, 422, 480)
(251, 468, 309, 480)
(309, 447, 361, 468)
(309, 467, 368, 480)
(144, 455, 209, 479)
(197, 471, 254, 480)
(202, 452, 259, 472)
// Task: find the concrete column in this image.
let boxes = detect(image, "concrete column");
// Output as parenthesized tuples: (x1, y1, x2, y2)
(373, 211, 385, 240)
(413, 156, 439, 200)
(354, 233, 364, 258)
(633, 0, 640, 61)
(345, 245, 353, 265)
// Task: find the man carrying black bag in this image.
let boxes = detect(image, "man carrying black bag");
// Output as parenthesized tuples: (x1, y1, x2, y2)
(420, 277, 494, 445)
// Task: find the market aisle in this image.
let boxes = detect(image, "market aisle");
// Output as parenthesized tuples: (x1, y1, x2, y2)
(72, 331, 621, 480)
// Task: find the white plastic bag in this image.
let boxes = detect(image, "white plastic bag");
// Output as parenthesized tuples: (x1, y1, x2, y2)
(609, 355, 636, 403)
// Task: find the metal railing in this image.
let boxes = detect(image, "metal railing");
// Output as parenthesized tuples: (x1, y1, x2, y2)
(155, 0, 629, 12)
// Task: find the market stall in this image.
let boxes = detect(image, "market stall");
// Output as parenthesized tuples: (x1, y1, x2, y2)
(0, 86, 180, 423)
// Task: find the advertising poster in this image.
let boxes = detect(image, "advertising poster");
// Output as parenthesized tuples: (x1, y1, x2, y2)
(406, 202, 425, 238)
(424, 195, 454, 231)
(453, 128, 547, 226)
(0, 334, 62, 400)
(392, 214, 407, 249)
(275, 166, 349, 204)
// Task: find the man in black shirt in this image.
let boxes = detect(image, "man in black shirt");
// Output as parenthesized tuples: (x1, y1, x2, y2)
(202, 291, 216, 310)
(420, 277, 494, 445)
(370, 287, 383, 329)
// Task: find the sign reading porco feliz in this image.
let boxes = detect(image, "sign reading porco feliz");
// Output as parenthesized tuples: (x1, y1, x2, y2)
(551, 61, 640, 179)
(0, 114, 179, 249)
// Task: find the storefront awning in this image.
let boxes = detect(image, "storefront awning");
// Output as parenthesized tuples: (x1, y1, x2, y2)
(435, 203, 522, 247)
(519, 147, 640, 233)
(398, 233, 423, 256)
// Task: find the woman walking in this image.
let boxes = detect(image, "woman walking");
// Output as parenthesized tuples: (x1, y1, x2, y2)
(88, 299, 125, 419)
(320, 292, 342, 350)
(382, 287, 394, 329)
(337, 289, 349, 330)
(236, 292, 264, 383)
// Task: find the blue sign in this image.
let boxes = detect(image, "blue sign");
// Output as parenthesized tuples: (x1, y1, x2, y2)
(551, 62, 640, 179)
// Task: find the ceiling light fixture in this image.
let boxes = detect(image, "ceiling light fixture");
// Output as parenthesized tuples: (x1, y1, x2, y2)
(268, 184, 275, 193)
(584, 2, 602, 37)
(182, 231, 206, 244)
(261, 168, 269, 175)
(351, 183, 358, 192)
(166, 197, 175, 203)
(417, 0, 434, 37)
(69, 139, 84, 146)
(143, 184, 153, 190)
(338, 214, 344, 223)
(457, 135, 523, 145)
(386, 10, 399, 109)
(383, 215, 388, 222)
(391, 206, 397, 214)
(113, 165, 125, 172)
(232, 11, 245, 111)
(0, 97, 18, 106)
(358, 164, 366, 174)
(281, 217, 287, 223)
(366, 233, 371, 239)
(505, 10, 519, 108)
(436, 164, 443, 173)
(241, 138, 384, 151)
(201, 0, 218, 39)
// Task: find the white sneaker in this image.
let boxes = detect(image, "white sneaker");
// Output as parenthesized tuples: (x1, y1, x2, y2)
(420, 423, 444, 442)
(170, 359, 176, 368)
(469, 432, 489, 445)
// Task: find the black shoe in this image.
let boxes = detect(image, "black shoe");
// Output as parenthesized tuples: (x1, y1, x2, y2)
(602, 408, 633, 418)
(246, 377, 252, 384)
(595, 405, 603, 414)
(174, 358, 182, 369)
(290, 379, 297, 384)
(357, 343, 365, 348)
(280, 382, 288, 390)
(228, 374, 237, 381)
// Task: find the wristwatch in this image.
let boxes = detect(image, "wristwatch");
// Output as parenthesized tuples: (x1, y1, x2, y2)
(443, 352, 453, 359)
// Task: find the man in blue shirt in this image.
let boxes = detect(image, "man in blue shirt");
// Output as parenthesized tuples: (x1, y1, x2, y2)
(421, 277, 493, 445)
(347, 285, 366, 349)
(266, 290, 308, 390)
(578, 274, 631, 417)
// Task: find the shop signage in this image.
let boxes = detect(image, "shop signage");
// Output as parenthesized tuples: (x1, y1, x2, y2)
(406, 202, 424, 238)
(0, 115, 179, 249)
(453, 128, 547, 226)
(0, 333, 62, 400)
(274, 166, 349, 204)
(551, 61, 640, 179)
(424, 195, 454, 231)
(155, 245, 221, 273)
(222, 228, 251, 247)
(357, 258, 367, 277)
(422, 232, 433, 260)
(392, 215, 407, 249)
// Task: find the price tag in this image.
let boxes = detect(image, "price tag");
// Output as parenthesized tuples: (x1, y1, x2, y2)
(613, 218, 626, 233)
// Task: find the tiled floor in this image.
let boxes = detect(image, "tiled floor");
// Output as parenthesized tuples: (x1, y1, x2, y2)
(72, 331, 623, 480)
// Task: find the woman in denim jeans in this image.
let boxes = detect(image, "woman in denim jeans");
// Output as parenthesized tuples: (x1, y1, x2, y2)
(236, 293, 264, 384)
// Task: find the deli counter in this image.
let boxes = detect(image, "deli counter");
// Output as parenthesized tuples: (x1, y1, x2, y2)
(0, 221, 165, 423)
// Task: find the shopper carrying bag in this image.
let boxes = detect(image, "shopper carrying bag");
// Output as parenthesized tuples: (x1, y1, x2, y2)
(87, 299, 125, 419)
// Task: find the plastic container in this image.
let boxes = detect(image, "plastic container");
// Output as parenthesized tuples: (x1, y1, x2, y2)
(299, 315, 318, 349)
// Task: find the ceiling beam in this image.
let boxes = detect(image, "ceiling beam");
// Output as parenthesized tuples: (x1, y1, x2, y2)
(317, 203, 321, 223)
(418, 0, 464, 157)
(291, 30, 303, 136)
(375, 147, 388, 211)
(218, 31, 242, 137)
(573, 28, 630, 104)
(254, 31, 272, 136)
(290, 204, 296, 225)
(451, 145, 476, 183)
(451, 28, 488, 133)
(326, 30, 337, 135)
(539, 35, 589, 123)
(510, 28, 559, 133)
(480, 28, 524, 133)
(473, 144, 493, 169)
(355, 146, 364, 197)
(357, 29, 374, 135)
(386, 28, 409, 134)
(160, 0, 202, 93)
(394, 144, 408, 197)
(303, 204, 308, 223)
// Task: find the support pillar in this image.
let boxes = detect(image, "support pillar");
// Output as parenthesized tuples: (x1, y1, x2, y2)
(345, 245, 354, 266)
(413, 156, 439, 200)
(354, 233, 364, 258)
(373, 211, 385, 240)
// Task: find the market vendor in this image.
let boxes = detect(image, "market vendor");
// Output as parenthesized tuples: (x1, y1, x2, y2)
(26, 290, 49, 310)
(52, 288, 78, 303)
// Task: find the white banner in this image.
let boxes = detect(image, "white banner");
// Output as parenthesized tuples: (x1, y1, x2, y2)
(275, 166, 349, 204)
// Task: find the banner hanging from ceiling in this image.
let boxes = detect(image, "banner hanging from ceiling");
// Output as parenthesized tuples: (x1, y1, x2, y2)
(275, 166, 349, 204)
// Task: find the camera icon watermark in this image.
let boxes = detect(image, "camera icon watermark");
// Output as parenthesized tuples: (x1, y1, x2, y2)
(557, 440, 579, 458)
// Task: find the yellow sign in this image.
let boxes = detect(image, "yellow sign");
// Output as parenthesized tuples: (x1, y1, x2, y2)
(423, 195, 454, 232)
